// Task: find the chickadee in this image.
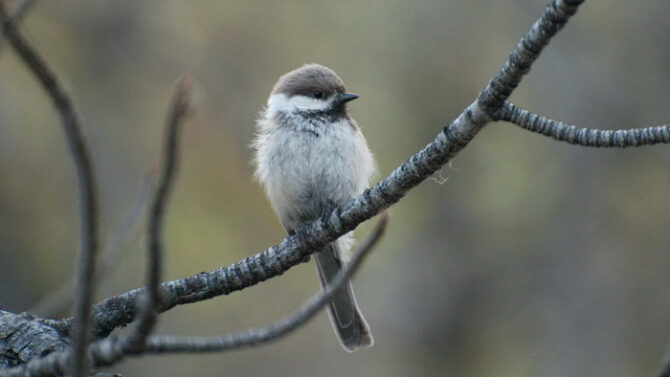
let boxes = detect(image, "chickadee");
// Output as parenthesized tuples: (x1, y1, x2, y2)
(253, 64, 375, 351)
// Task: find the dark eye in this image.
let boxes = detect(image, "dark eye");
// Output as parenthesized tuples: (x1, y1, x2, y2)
(313, 90, 323, 99)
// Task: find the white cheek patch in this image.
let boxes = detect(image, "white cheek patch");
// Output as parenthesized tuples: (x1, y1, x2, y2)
(267, 93, 331, 116)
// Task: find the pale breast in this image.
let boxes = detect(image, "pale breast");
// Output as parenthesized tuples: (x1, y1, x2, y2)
(254, 115, 374, 231)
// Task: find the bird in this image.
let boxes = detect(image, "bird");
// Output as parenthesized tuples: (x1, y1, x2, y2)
(253, 64, 375, 351)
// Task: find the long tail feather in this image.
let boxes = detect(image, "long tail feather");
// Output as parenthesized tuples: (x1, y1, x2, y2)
(314, 243, 373, 352)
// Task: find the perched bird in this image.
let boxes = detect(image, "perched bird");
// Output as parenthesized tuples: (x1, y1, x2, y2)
(253, 64, 375, 351)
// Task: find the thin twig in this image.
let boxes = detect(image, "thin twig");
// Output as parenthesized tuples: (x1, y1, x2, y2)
(122, 76, 194, 352)
(30, 173, 156, 318)
(0, 2, 100, 377)
(496, 101, 670, 147)
(0, 0, 38, 51)
(142, 212, 388, 353)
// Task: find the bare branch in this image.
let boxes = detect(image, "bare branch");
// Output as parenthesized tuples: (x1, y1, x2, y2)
(30, 174, 155, 318)
(496, 101, 670, 147)
(0, 2, 100, 376)
(0, 0, 38, 51)
(142, 212, 388, 354)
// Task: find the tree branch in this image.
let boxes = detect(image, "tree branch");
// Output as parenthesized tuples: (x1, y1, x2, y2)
(142, 212, 388, 354)
(496, 101, 670, 147)
(0, 310, 69, 369)
(0, 2, 100, 376)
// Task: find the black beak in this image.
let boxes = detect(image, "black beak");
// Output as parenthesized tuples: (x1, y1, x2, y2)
(338, 93, 359, 105)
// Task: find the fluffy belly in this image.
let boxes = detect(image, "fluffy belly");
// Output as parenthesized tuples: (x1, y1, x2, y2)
(257, 123, 372, 231)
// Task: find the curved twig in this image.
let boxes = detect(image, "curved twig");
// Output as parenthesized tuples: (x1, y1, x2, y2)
(496, 101, 670, 147)
(142, 212, 388, 354)
(0, 3, 100, 377)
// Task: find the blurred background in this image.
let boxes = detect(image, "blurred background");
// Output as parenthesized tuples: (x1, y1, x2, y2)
(1, 0, 669, 376)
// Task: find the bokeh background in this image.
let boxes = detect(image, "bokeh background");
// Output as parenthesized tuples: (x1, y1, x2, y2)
(1, 1, 670, 376)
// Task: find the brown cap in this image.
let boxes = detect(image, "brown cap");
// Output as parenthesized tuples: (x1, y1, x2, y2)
(272, 64, 346, 99)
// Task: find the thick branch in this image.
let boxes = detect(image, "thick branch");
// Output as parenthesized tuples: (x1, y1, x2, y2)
(496, 101, 670, 147)
(0, 2, 100, 377)
(0, 311, 69, 368)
